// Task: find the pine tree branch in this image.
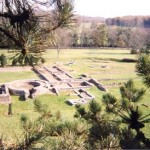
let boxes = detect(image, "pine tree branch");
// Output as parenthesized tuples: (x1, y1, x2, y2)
(0, 26, 22, 48)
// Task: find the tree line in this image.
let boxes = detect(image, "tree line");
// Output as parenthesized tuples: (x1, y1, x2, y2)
(71, 24, 149, 53)
(2, 22, 149, 54)
(106, 16, 150, 28)
(1, 9, 150, 55)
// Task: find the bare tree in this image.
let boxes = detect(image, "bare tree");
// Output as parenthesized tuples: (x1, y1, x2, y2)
(108, 26, 118, 47)
(129, 28, 147, 54)
(54, 28, 72, 58)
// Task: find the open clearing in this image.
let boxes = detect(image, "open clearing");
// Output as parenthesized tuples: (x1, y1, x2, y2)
(0, 48, 150, 139)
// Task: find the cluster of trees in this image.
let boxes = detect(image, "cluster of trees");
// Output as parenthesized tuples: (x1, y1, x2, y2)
(0, 1, 150, 57)
(106, 16, 150, 28)
(71, 24, 150, 53)
(72, 24, 108, 47)
(53, 15, 150, 53)
(1, 23, 149, 57)
(0, 0, 150, 58)
(0, 54, 150, 149)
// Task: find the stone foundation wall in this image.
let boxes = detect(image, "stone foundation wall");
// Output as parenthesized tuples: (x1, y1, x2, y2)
(0, 94, 11, 104)
(0, 85, 11, 104)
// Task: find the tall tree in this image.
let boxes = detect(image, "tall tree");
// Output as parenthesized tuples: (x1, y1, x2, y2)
(72, 33, 80, 47)
(92, 24, 108, 47)
(107, 26, 118, 47)
(129, 28, 147, 54)
(116, 27, 127, 48)
(0, 0, 74, 65)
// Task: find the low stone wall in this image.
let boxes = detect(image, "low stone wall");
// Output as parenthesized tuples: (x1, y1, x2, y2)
(67, 98, 90, 106)
(6, 79, 48, 100)
(0, 94, 11, 104)
(8, 87, 29, 96)
(0, 85, 11, 104)
(88, 78, 107, 92)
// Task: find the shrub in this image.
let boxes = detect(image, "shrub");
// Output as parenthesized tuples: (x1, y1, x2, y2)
(41, 58, 46, 64)
(0, 53, 7, 67)
(130, 49, 140, 54)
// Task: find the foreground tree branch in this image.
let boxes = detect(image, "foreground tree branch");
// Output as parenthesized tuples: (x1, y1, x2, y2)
(0, 0, 74, 65)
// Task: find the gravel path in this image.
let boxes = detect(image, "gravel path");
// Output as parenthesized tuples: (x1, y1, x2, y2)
(0, 66, 32, 72)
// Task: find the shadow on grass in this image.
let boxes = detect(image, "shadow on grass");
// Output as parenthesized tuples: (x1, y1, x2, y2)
(86, 52, 131, 55)
(85, 57, 137, 63)
(65, 100, 74, 106)
(19, 95, 26, 101)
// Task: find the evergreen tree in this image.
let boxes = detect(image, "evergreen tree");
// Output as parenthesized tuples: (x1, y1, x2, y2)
(136, 54, 150, 88)
(75, 101, 120, 149)
(102, 80, 150, 149)
(0, 0, 74, 65)
(1, 99, 87, 149)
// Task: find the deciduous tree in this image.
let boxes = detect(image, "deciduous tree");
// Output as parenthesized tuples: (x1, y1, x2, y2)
(92, 24, 108, 47)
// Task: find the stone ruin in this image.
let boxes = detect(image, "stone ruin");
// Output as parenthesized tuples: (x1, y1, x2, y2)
(0, 66, 106, 105)
(6, 79, 51, 100)
(33, 66, 106, 105)
(0, 84, 11, 104)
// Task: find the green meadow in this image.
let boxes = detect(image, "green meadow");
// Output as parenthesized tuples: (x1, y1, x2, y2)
(0, 48, 149, 139)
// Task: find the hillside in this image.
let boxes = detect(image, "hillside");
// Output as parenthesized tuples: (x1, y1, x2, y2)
(106, 16, 150, 28)
(75, 15, 150, 28)
(75, 15, 105, 23)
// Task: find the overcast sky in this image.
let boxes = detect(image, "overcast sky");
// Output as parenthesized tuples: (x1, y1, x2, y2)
(74, 0, 150, 18)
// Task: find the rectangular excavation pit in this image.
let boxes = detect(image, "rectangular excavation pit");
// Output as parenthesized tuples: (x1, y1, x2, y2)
(53, 66, 65, 72)
(55, 82, 72, 89)
(67, 98, 90, 106)
(43, 73, 59, 83)
(68, 81, 92, 89)
(67, 90, 80, 99)
(34, 67, 60, 83)
(67, 89, 95, 106)
(44, 66, 63, 74)
(53, 73, 72, 81)
(60, 90, 79, 100)
(69, 95, 80, 99)
(78, 89, 95, 100)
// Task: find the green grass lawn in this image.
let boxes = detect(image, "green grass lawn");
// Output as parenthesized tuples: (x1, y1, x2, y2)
(0, 48, 149, 139)
(0, 71, 39, 84)
(0, 94, 76, 140)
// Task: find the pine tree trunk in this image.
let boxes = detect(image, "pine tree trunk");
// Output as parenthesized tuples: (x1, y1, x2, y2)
(22, 47, 29, 56)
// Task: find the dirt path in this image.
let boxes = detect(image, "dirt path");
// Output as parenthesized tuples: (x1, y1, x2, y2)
(0, 66, 32, 72)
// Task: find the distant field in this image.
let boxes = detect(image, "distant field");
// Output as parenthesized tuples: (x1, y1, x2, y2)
(0, 48, 150, 140)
